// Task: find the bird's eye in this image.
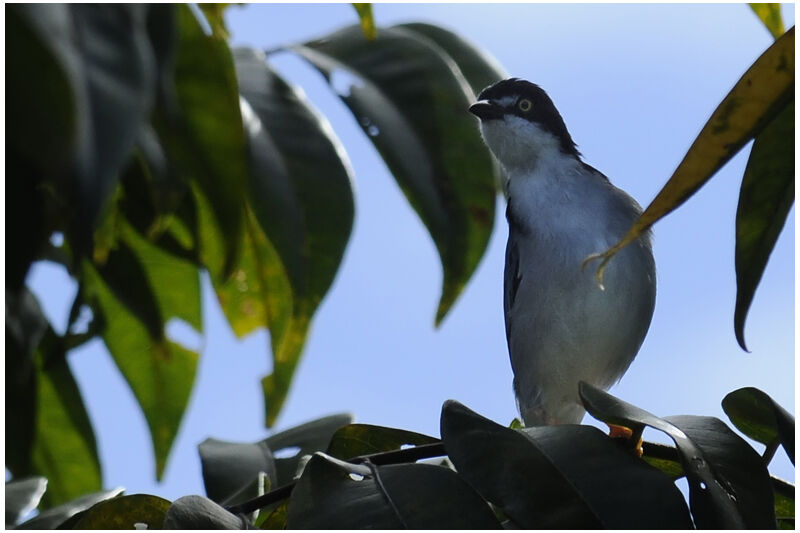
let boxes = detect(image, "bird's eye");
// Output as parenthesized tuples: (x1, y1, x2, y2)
(518, 98, 532, 112)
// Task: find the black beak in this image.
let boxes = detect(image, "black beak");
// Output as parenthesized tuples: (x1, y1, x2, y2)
(469, 100, 504, 121)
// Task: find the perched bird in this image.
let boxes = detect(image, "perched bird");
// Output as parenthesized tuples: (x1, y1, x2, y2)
(469, 78, 656, 426)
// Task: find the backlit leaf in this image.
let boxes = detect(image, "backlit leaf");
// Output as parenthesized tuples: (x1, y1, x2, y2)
(750, 4, 785, 39)
(587, 27, 794, 285)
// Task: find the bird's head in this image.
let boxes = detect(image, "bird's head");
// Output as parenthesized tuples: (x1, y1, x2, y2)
(469, 78, 580, 172)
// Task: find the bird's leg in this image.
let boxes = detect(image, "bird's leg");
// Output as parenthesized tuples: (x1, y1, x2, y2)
(607, 424, 644, 457)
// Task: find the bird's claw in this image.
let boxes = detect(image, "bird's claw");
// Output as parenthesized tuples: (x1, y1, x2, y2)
(607, 423, 644, 457)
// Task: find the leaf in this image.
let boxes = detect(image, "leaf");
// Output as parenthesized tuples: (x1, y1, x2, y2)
(734, 101, 794, 350)
(580, 382, 776, 528)
(292, 23, 498, 325)
(198, 438, 276, 504)
(198, 4, 234, 39)
(440, 400, 692, 529)
(163, 495, 249, 529)
(157, 4, 248, 279)
(68, 494, 171, 529)
(326, 423, 439, 459)
(586, 27, 794, 285)
(351, 4, 377, 40)
(16, 488, 124, 530)
(750, 4, 785, 39)
(5, 477, 47, 527)
(82, 261, 198, 480)
(393, 22, 508, 97)
(773, 477, 795, 529)
(722, 387, 795, 464)
(263, 413, 353, 486)
(286, 452, 502, 529)
(13, 5, 159, 247)
(255, 500, 288, 529)
(233, 48, 355, 426)
(15, 326, 102, 508)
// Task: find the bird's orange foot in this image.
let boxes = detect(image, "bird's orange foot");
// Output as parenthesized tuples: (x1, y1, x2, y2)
(607, 424, 643, 457)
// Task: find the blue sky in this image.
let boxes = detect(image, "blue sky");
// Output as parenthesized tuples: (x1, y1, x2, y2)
(27, 3, 794, 500)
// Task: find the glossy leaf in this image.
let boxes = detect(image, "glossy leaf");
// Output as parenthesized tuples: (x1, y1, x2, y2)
(69, 494, 171, 529)
(82, 261, 198, 480)
(158, 5, 248, 279)
(750, 4, 785, 39)
(734, 101, 794, 350)
(16, 488, 124, 530)
(352, 3, 377, 40)
(263, 413, 353, 486)
(163, 495, 249, 529)
(587, 27, 794, 285)
(233, 48, 355, 426)
(580, 382, 776, 528)
(722, 387, 795, 464)
(293, 23, 498, 324)
(326, 423, 439, 459)
(287, 452, 502, 529)
(198, 438, 276, 504)
(441, 400, 691, 529)
(394, 22, 508, 97)
(5, 477, 47, 527)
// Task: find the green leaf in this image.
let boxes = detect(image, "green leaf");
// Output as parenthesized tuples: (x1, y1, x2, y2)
(580, 382, 776, 528)
(440, 400, 691, 529)
(233, 48, 355, 426)
(773, 477, 795, 529)
(163, 495, 248, 529)
(16, 488, 123, 530)
(263, 413, 353, 486)
(82, 261, 198, 480)
(750, 4, 785, 39)
(286, 452, 502, 529)
(5, 477, 47, 527)
(351, 4, 377, 40)
(393, 22, 508, 97)
(68, 494, 171, 529)
(587, 27, 794, 285)
(734, 101, 794, 350)
(292, 23, 498, 325)
(219, 471, 270, 525)
(157, 4, 248, 279)
(326, 423, 439, 460)
(198, 438, 276, 504)
(255, 500, 288, 529)
(198, 4, 234, 39)
(722, 387, 795, 464)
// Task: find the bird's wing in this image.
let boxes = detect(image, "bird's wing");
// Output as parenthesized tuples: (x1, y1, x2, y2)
(504, 222, 522, 346)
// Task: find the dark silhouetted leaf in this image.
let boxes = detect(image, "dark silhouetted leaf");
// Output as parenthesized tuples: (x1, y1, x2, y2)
(164, 495, 250, 529)
(287, 452, 501, 529)
(580, 382, 776, 528)
(441, 400, 691, 529)
(69, 494, 171, 529)
(734, 101, 794, 350)
(264, 413, 353, 486)
(750, 4, 786, 39)
(17, 488, 123, 530)
(233, 48, 355, 426)
(773, 477, 795, 529)
(82, 262, 198, 480)
(255, 500, 287, 529)
(198, 438, 276, 504)
(393, 22, 508, 98)
(587, 27, 794, 286)
(723, 387, 795, 464)
(293, 23, 498, 325)
(6, 477, 47, 527)
(327, 423, 439, 460)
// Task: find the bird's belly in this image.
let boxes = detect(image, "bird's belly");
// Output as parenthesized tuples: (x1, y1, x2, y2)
(508, 237, 653, 425)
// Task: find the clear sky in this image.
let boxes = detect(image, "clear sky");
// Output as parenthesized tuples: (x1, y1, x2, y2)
(27, 3, 795, 501)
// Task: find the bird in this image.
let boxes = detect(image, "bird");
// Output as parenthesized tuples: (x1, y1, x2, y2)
(469, 78, 656, 427)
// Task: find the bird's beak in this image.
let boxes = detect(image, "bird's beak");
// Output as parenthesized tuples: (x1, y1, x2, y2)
(469, 100, 504, 121)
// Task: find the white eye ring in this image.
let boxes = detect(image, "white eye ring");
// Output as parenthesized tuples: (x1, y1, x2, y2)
(518, 98, 532, 112)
